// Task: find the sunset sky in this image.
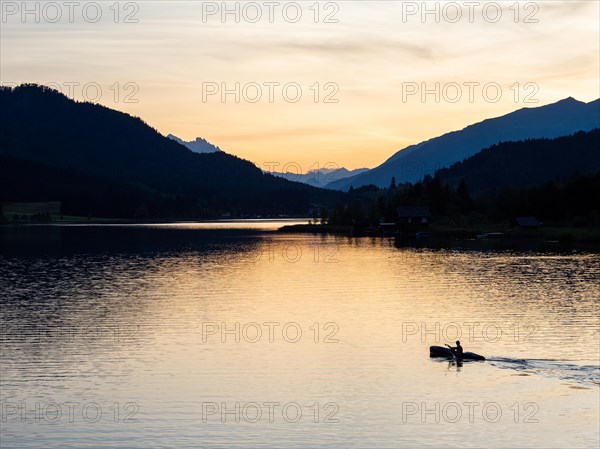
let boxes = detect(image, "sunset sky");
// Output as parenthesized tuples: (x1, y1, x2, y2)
(1, 0, 599, 170)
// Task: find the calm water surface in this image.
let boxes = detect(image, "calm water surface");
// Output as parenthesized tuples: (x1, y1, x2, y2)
(1, 222, 599, 448)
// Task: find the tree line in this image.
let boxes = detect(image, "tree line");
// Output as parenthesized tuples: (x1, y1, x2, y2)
(325, 169, 600, 228)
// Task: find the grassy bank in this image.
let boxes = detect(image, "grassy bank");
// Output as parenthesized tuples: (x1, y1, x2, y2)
(1, 202, 134, 224)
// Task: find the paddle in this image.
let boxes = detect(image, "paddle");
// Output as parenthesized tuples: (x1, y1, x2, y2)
(445, 344, 456, 360)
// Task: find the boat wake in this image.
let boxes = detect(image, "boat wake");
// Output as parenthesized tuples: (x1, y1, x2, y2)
(486, 357, 600, 387)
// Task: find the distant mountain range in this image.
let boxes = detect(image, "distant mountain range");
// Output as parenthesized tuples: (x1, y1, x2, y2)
(326, 97, 600, 191)
(0, 85, 339, 218)
(166, 134, 367, 188)
(326, 129, 600, 230)
(270, 167, 369, 188)
(2, 84, 599, 221)
(167, 134, 222, 153)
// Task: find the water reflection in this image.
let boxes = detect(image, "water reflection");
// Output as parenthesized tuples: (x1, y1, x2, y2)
(1, 224, 598, 448)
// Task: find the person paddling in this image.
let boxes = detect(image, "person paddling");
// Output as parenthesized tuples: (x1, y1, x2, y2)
(446, 341, 463, 357)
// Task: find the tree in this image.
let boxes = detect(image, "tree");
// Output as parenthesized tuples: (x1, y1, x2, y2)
(320, 207, 328, 225)
(428, 174, 447, 215)
(456, 179, 473, 213)
(390, 176, 397, 190)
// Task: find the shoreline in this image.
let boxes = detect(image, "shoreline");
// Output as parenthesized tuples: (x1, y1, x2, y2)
(3, 219, 599, 250)
(277, 223, 600, 249)
(0, 217, 310, 226)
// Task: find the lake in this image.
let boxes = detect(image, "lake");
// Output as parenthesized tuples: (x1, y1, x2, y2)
(1, 222, 599, 448)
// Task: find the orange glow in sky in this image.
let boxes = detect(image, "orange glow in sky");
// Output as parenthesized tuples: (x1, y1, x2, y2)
(1, 1, 598, 170)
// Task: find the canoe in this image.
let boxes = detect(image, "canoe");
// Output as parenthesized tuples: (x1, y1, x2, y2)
(429, 346, 486, 361)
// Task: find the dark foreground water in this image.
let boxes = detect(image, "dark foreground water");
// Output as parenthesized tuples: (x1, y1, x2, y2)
(1, 223, 599, 448)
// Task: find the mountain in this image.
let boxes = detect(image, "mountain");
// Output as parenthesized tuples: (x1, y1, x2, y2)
(270, 167, 369, 188)
(167, 134, 221, 153)
(167, 135, 368, 188)
(325, 131, 600, 228)
(437, 129, 600, 194)
(326, 97, 600, 191)
(0, 84, 339, 218)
